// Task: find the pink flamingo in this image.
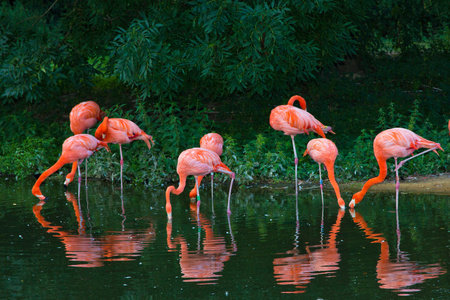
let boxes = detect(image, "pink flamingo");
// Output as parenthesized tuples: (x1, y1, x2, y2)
(270, 95, 334, 193)
(66, 101, 105, 187)
(165, 148, 235, 219)
(32, 134, 110, 200)
(95, 117, 154, 189)
(189, 133, 224, 200)
(350, 128, 443, 208)
(303, 138, 345, 208)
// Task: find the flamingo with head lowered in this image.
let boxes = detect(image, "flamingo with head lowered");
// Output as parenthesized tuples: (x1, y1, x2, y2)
(303, 138, 345, 208)
(350, 128, 443, 208)
(165, 148, 235, 220)
(32, 134, 110, 200)
(189, 133, 224, 200)
(66, 101, 106, 188)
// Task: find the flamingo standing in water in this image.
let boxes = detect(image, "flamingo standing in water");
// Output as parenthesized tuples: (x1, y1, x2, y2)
(165, 148, 235, 219)
(32, 134, 110, 200)
(95, 117, 154, 189)
(303, 138, 345, 208)
(66, 101, 106, 187)
(270, 95, 334, 193)
(189, 133, 224, 200)
(350, 128, 443, 208)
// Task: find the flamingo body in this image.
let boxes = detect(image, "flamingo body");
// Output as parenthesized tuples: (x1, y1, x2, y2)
(303, 138, 345, 208)
(200, 133, 224, 156)
(350, 128, 443, 208)
(166, 148, 235, 219)
(269, 105, 332, 138)
(69, 101, 105, 135)
(95, 117, 153, 148)
(95, 117, 154, 189)
(32, 134, 109, 200)
(66, 101, 105, 186)
(189, 133, 224, 199)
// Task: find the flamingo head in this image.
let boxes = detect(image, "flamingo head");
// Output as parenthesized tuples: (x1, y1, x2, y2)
(350, 191, 364, 208)
(323, 125, 335, 135)
(337, 197, 345, 209)
(95, 117, 109, 140)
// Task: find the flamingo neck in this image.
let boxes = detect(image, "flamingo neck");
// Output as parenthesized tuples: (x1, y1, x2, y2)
(165, 175, 187, 217)
(65, 162, 78, 185)
(354, 157, 388, 204)
(32, 159, 67, 197)
(324, 162, 342, 199)
(287, 95, 307, 110)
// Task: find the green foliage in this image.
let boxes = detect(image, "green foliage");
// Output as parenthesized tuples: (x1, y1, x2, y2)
(108, 0, 362, 100)
(0, 136, 56, 179)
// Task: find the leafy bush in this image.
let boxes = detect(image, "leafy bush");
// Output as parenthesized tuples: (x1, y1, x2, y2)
(0, 136, 56, 179)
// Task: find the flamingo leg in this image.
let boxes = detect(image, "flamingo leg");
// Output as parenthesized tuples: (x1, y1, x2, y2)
(318, 163, 323, 189)
(77, 159, 83, 184)
(211, 172, 214, 215)
(119, 144, 124, 190)
(394, 158, 400, 191)
(195, 176, 201, 216)
(291, 135, 298, 194)
(216, 169, 235, 215)
(86, 129, 89, 187)
(395, 147, 439, 171)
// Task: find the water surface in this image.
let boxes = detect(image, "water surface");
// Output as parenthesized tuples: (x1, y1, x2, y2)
(0, 177, 448, 298)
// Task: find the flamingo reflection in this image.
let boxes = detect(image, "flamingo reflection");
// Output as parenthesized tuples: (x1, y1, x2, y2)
(350, 208, 446, 296)
(167, 207, 237, 285)
(273, 206, 344, 294)
(33, 189, 155, 267)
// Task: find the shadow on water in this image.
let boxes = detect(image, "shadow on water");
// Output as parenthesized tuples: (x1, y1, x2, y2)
(0, 177, 448, 298)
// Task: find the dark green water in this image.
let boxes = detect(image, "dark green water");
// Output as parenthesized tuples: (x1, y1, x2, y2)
(1, 177, 448, 299)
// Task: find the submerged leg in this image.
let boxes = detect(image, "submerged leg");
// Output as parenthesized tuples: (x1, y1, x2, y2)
(195, 176, 201, 216)
(86, 129, 89, 187)
(119, 144, 124, 190)
(77, 159, 83, 184)
(211, 173, 214, 214)
(215, 169, 235, 215)
(291, 135, 298, 194)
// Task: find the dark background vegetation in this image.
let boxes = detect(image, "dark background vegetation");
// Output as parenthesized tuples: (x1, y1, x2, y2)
(1, 0, 449, 187)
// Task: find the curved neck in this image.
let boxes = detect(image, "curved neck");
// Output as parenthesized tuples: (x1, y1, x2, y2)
(324, 162, 341, 199)
(355, 157, 388, 204)
(287, 95, 307, 110)
(165, 175, 187, 216)
(32, 158, 67, 196)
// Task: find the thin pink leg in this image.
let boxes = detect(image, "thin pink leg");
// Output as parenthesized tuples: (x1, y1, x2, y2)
(78, 160, 82, 184)
(195, 176, 201, 216)
(120, 144, 124, 190)
(291, 136, 298, 194)
(394, 158, 400, 190)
